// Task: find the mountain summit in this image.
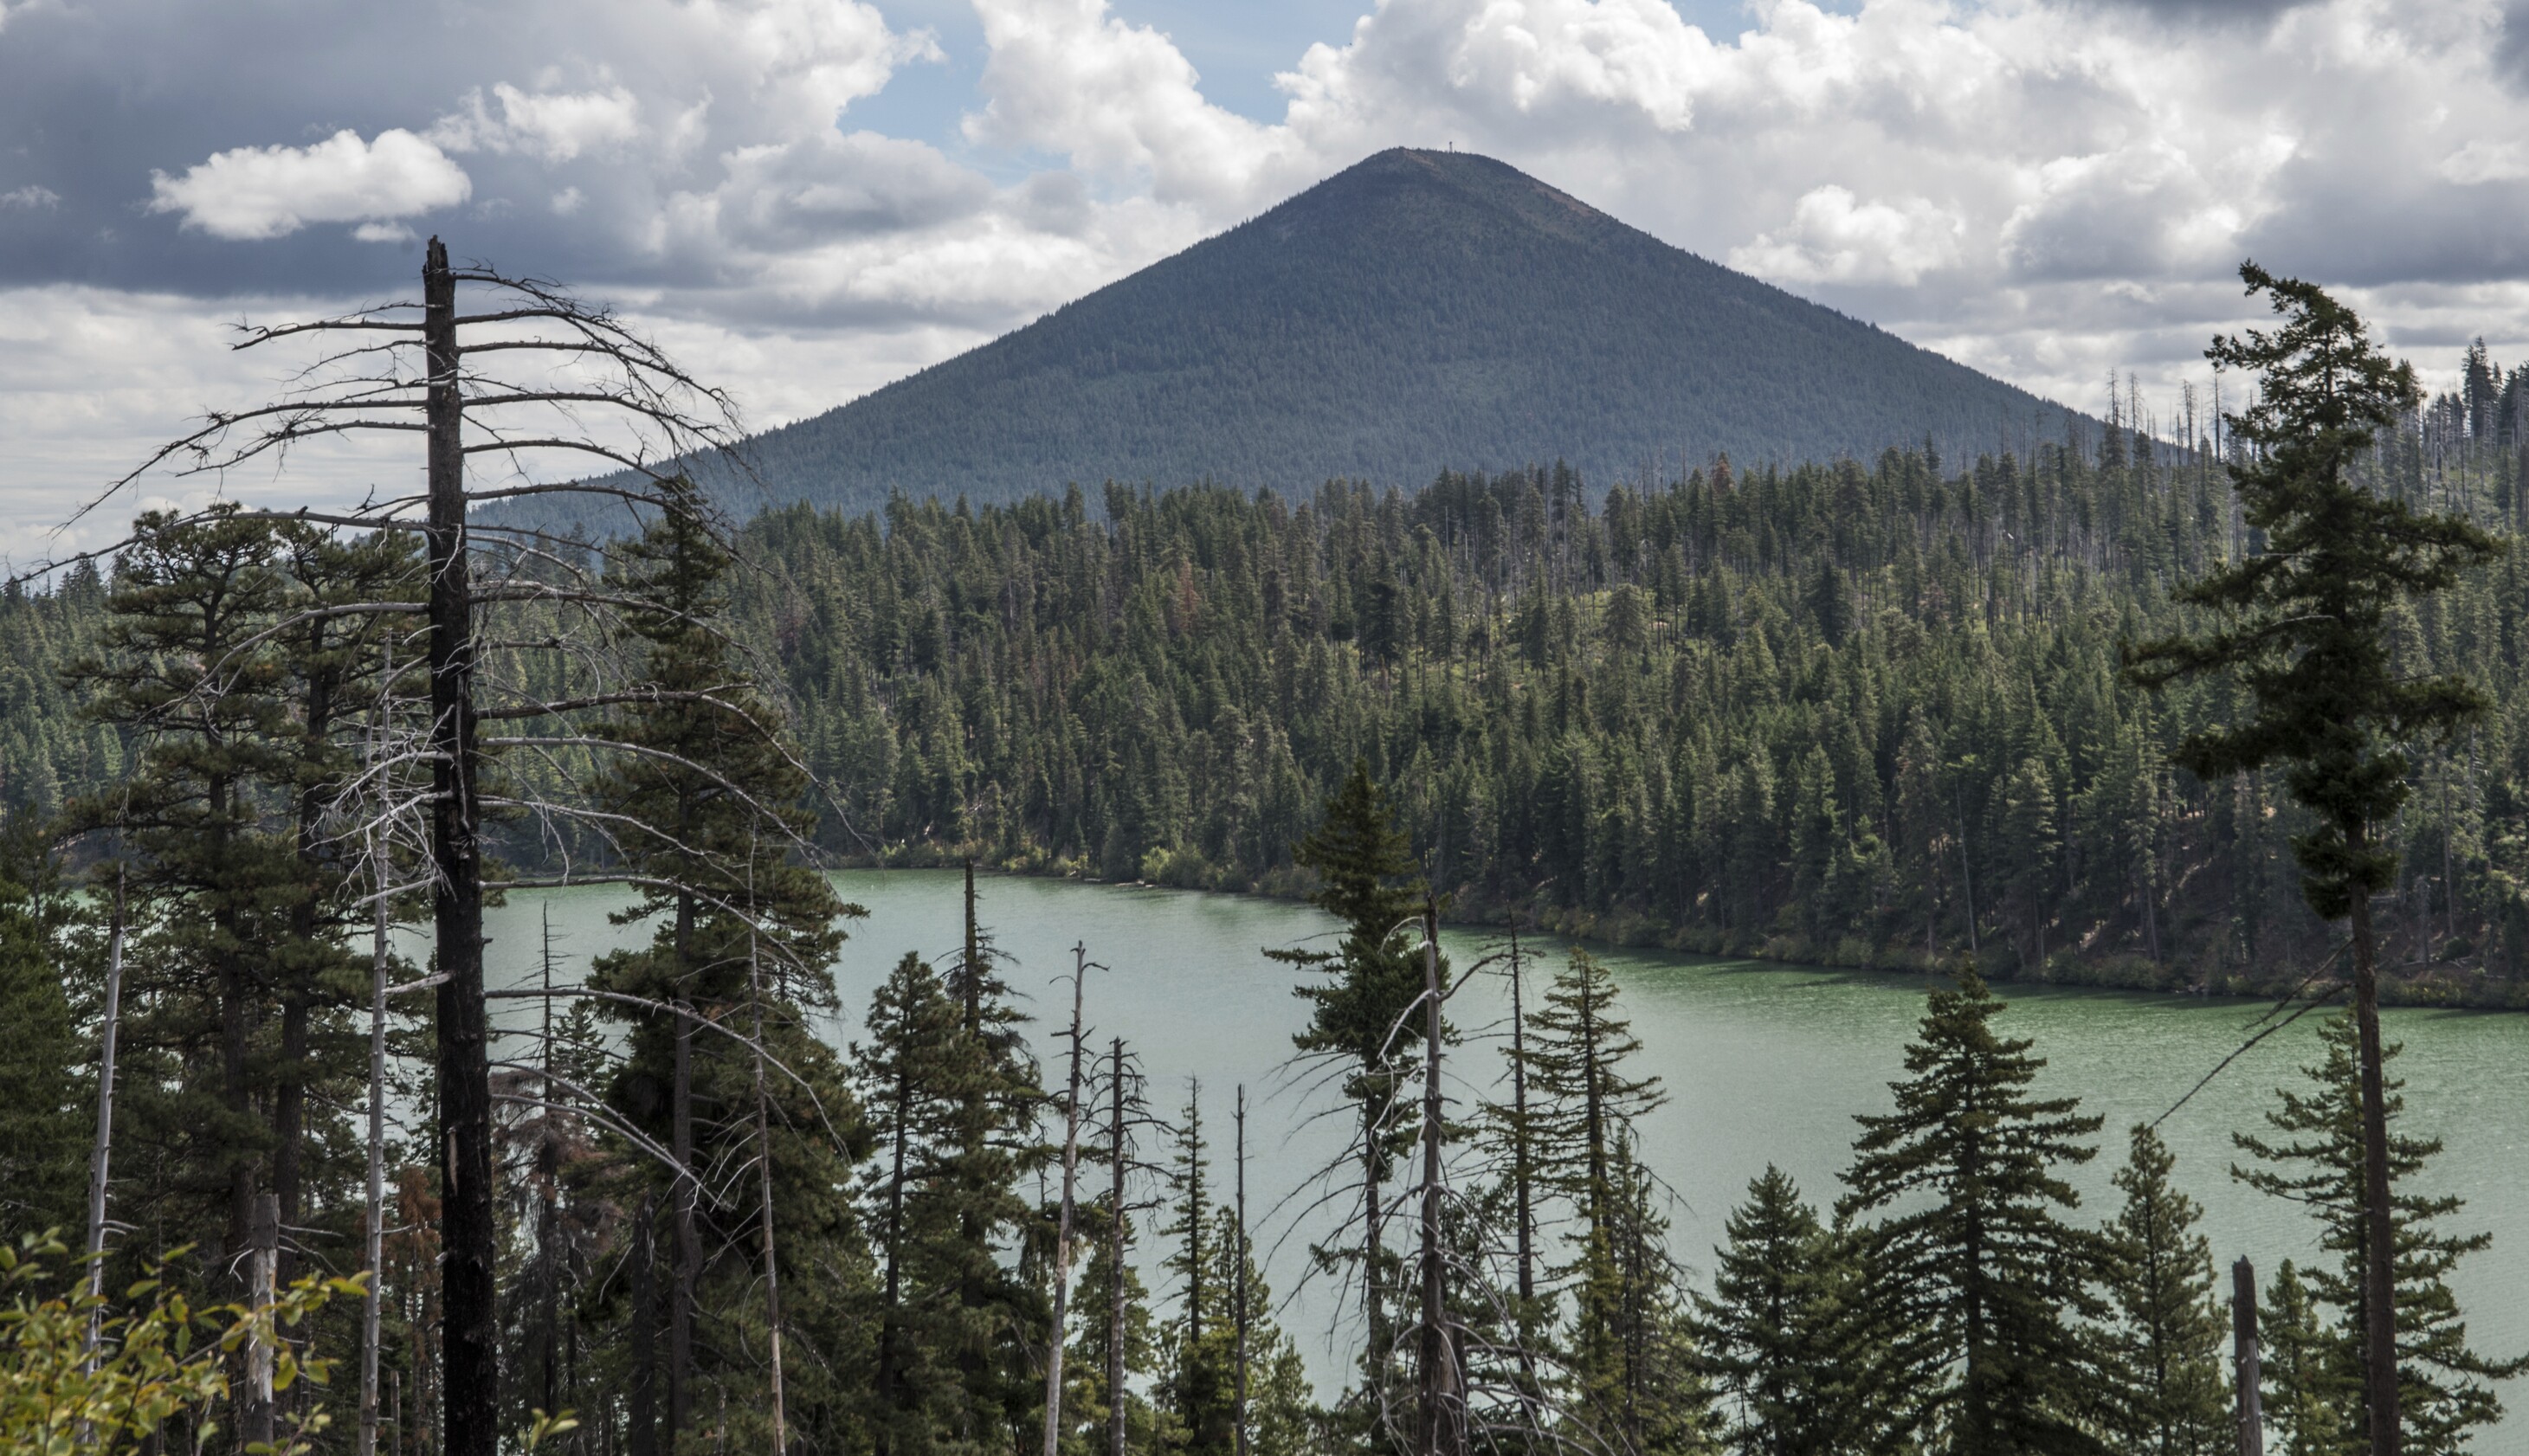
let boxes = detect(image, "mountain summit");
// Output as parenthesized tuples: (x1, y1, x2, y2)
(726, 149, 2073, 512)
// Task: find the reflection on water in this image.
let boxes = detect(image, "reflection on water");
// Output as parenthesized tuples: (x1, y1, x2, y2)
(480, 869, 2529, 1446)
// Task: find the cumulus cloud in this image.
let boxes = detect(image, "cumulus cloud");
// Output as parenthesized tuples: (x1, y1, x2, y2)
(1732, 186, 1964, 286)
(148, 128, 471, 240)
(10, 0, 2529, 538)
(430, 84, 643, 163)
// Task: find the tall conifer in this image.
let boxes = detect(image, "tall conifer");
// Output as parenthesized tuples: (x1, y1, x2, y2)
(1839, 967, 2106, 1455)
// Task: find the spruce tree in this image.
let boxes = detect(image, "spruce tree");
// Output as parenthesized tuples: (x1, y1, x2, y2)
(589, 491, 873, 1453)
(2232, 1015, 2523, 1456)
(1691, 1167, 1894, 1456)
(1271, 758, 1431, 1410)
(2098, 1124, 2229, 1456)
(855, 950, 968, 1456)
(2261, 1261, 2355, 1456)
(1839, 966, 2107, 1456)
(1514, 945, 1667, 1441)
(1162, 1084, 1236, 1456)
(2126, 265, 2507, 1456)
(0, 817, 86, 1235)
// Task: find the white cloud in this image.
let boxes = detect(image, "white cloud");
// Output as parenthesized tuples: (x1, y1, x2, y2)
(147, 128, 471, 240)
(964, 0, 1308, 213)
(1732, 186, 1963, 286)
(430, 83, 642, 162)
(1, 184, 60, 209)
(2440, 138, 2529, 185)
(16, 0, 2529, 542)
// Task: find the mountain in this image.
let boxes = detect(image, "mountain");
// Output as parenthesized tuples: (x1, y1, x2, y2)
(691, 148, 2079, 515)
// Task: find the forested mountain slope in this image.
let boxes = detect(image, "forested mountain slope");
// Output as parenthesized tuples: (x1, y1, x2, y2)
(647, 149, 2076, 519)
(11, 400, 2529, 1002)
(694, 419, 2529, 1002)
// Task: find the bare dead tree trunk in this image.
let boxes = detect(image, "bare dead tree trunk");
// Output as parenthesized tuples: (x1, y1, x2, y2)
(360, 841, 389, 1456)
(246, 1193, 280, 1453)
(1042, 947, 1089, 1456)
(1110, 1037, 1128, 1456)
(1416, 900, 1461, 1456)
(82, 866, 126, 1363)
(2233, 1258, 2264, 1456)
(670, 976, 695, 1444)
(539, 907, 562, 1422)
(424, 235, 500, 1456)
(1505, 923, 1537, 1414)
(630, 1196, 658, 1456)
(748, 921, 788, 1456)
(2349, 856, 2401, 1456)
(1232, 1085, 1248, 1456)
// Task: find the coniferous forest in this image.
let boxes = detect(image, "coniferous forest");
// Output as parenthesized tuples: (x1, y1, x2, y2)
(0, 257, 2524, 1456)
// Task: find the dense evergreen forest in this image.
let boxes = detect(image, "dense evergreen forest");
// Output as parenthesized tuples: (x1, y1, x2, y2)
(10, 355, 2529, 1004)
(600, 149, 2077, 524)
(1, 269, 2524, 1456)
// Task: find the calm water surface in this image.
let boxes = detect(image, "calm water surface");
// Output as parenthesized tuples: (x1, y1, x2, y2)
(481, 871, 2529, 1445)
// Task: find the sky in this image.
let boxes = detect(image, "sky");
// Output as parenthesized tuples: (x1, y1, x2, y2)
(8, 0, 2529, 558)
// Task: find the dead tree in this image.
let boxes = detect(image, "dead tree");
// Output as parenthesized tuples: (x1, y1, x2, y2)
(75, 236, 752, 1456)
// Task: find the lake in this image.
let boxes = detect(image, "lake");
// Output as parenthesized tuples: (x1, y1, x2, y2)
(481, 870, 2529, 1445)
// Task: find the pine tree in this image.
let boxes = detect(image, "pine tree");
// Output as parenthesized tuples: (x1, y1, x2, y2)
(855, 951, 968, 1456)
(2232, 1015, 2523, 1456)
(2098, 1124, 2229, 1456)
(0, 816, 86, 1235)
(2126, 265, 2508, 1455)
(1839, 966, 2107, 1456)
(1691, 1167, 1894, 1456)
(1161, 1083, 1235, 1456)
(589, 491, 873, 1453)
(2261, 1261, 2355, 1456)
(1271, 758, 1430, 1408)
(1515, 948, 1669, 1447)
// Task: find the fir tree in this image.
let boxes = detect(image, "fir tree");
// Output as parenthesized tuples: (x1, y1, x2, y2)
(2098, 1124, 2229, 1456)
(1271, 759, 1431, 1408)
(589, 491, 873, 1453)
(0, 817, 86, 1235)
(1839, 966, 2107, 1456)
(2261, 1261, 2355, 1456)
(1691, 1167, 1895, 1456)
(2232, 1015, 2524, 1456)
(2126, 265, 2508, 1455)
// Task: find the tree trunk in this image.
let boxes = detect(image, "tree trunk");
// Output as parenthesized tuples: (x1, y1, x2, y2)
(629, 1197, 657, 1456)
(360, 854, 387, 1456)
(423, 235, 499, 1456)
(2233, 1258, 2264, 1456)
(749, 928, 789, 1456)
(1232, 1086, 1249, 1456)
(2349, 871, 2401, 1456)
(1506, 924, 1535, 1404)
(1042, 949, 1087, 1456)
(245, 1193, 280, 1454)
(82, 868, 126, 1362)
(1110, 1038, 1128, 1456)
(669, 894, 697, 1444)
(1416, 901, 1460, 1456)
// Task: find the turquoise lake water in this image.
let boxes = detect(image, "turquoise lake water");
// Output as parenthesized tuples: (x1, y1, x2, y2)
(475, 870, 2529, 1445)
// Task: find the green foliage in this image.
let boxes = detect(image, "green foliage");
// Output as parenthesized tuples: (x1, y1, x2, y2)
(1690, 1167, 1898, 1456)
(2231, 1016, 2525, 1455)
(0, 821, 87, 1236)
(0, 1230, 354, 1456)
(1839, 968, 2108, 1456)
(2126, 263, 2506, 921)
(2097, 1124, 2229, 1456)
